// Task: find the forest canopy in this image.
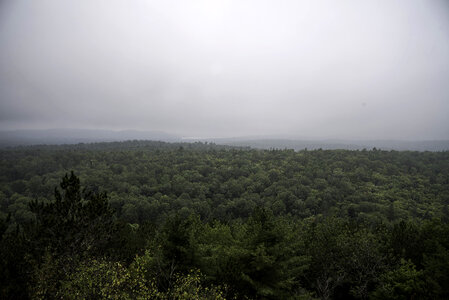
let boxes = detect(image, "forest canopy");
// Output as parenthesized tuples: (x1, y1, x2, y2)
(1, 140, 449, 299)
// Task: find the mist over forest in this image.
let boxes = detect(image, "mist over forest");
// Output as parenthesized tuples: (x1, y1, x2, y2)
(1, 0, 449, 299)
(1, 0, 449, 140)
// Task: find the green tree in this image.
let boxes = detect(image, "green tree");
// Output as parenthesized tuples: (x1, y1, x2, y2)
(371, 259, 425, 300)
(26, 172, 116, 298)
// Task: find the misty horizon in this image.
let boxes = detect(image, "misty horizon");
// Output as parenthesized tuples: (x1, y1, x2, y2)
(2, 127, 449, 142)
(1, 0, 449, 140)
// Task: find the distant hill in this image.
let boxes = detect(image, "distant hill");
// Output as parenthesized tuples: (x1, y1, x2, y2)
(193, 138, 449, 152)
(2, 130, 448, 151)
(0, 129, 181, 147)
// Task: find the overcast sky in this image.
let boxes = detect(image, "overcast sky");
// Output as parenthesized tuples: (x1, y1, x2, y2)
(0, 0, 448, 139)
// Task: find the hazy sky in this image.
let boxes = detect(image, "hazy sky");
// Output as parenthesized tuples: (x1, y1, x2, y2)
(1, 0, 448, 139)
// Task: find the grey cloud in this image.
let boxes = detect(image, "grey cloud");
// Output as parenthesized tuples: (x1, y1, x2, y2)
(0, 0, 448, 139)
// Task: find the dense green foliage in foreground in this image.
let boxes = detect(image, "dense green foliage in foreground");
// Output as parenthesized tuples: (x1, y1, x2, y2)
(1, 141, 449, 299)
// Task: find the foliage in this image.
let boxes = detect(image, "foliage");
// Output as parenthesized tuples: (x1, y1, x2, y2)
(371, 259, 425, 299)
(0, 141, 449, 299)
(56, 256, 225, 300)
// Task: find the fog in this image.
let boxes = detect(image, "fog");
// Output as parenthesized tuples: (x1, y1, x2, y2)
(1, 0, 448, 140)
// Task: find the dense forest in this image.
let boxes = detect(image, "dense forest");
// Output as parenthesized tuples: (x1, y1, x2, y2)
(1, 140, 449, 299)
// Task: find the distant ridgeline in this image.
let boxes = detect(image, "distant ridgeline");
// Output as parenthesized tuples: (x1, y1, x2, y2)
(1, 139, 241, 151)
(0, 128, 182, 147)
(1, 140, 449, 299)
(201, 138, 449, 152)
(1, 129, 449, 151)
